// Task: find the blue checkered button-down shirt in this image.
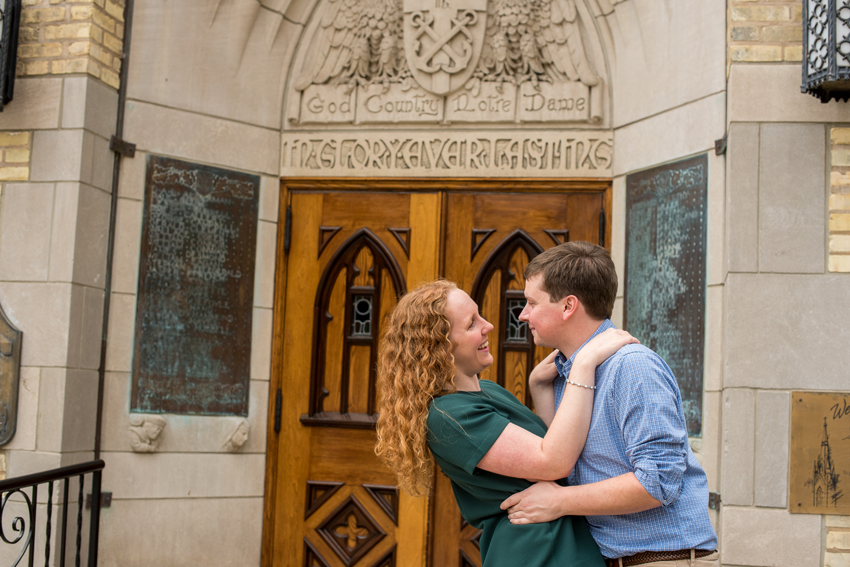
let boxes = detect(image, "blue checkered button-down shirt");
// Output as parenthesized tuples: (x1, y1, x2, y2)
(554, 319, 717, 559)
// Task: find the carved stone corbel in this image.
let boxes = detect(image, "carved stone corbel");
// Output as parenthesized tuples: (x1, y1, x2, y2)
(128, 414, 167, 452)
(223, 418, 250, 452)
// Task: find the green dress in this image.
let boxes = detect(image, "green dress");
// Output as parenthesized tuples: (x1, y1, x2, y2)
(427, 379, 605, 567)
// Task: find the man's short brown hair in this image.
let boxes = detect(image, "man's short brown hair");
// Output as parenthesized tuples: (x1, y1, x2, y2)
(524, 241, 617, 320)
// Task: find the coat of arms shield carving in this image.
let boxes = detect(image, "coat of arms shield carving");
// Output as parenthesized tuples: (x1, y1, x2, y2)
(403, 0, 487, 96)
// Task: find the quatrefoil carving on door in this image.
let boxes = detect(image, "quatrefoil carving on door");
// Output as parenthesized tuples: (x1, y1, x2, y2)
(316, 495, 386, 566)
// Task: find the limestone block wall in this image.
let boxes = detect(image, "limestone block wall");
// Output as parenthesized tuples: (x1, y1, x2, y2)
(724, 63, 850, 565)
(93, 1, 307, 565)
(0, 73, 118, 478)
(724, 0, 850, 561)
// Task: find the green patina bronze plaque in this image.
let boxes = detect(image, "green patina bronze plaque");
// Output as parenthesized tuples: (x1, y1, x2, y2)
(625, 154, 708, 437)
(132, 156, 259, 416)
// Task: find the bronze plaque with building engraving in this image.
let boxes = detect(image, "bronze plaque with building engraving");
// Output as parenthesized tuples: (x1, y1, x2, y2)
(131, 156, 259, 416)
(790, 391, 850, 514)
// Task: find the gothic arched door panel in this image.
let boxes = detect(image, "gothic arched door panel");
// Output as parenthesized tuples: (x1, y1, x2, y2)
(269, 190, 442, 567)
(431, 191, 608, 567)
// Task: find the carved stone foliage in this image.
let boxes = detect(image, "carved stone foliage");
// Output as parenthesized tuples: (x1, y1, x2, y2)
(291, 0, 605, 125)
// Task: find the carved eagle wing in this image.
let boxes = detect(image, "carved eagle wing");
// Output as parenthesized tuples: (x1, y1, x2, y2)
(535, 0, 599, 86)
(294, 0, 405, 91)
(475, 0, 599, 87)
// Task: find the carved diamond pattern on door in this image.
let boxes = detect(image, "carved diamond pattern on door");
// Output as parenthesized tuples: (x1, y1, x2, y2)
(317, 495, 387, 566)
(370, 546, 397, 567)
(304, 538, 332, 567)
(460, 549, 477, 567)
(306, 481, 346, 519)
(362, 485, 400, 525)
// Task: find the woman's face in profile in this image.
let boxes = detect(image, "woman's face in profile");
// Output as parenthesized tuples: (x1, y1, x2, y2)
(446, 289, 494, 380)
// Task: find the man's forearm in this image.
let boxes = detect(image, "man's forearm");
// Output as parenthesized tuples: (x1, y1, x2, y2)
(555, 473, 662, 516)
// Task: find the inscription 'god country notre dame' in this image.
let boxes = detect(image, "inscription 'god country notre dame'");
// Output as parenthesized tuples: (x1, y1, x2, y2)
(280, 132, 613, 178)
(297, 82, 600, 125)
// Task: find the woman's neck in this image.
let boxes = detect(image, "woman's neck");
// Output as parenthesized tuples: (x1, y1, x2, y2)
(453, 373, 482, 392)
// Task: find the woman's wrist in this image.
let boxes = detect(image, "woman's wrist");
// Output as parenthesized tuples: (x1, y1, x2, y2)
(570, 357, 596, 375)
(567, 359, 597, 387)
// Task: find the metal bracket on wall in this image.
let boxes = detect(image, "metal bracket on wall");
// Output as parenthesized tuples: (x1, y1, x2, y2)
(110, 135, 136, 158)
(86, 491, 113, 509)
(714, 133, 727, 156)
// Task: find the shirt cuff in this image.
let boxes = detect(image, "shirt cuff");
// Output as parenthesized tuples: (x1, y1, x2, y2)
(633, 460, 682, 507)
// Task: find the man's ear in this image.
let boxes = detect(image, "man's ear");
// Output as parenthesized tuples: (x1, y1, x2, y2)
(561, 295, 579, 320)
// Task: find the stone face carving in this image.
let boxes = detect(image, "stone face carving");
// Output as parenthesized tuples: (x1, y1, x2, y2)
(223, 418, 250, 452)
(129, 414, 167, 453)
(292, 0, 604, 124)
(281, 131, 612, 177)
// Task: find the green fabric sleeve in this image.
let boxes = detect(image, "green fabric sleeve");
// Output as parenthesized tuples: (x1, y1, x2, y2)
(427, 395, 511, 475)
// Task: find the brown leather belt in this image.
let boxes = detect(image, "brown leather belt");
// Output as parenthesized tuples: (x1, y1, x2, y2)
(605, 549, 715, 567)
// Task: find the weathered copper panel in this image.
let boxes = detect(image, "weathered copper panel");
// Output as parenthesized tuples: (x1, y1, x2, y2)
(790, 391, 850, 515)
(131, 156, 259, 415)
(625, 154, 708, 436)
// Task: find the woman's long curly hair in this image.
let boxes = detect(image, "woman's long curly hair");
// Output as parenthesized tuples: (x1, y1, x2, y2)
(375, 280, 458, 497)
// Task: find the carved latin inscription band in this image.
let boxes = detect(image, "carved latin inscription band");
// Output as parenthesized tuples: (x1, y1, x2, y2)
(280, 132, 613, 178)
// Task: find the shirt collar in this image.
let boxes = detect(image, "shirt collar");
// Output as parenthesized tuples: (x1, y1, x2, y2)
(554, 319, 615, 377)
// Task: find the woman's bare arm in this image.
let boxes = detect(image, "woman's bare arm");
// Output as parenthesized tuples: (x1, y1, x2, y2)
(476, 329, 637, 480)
(528, 350, 558, 426)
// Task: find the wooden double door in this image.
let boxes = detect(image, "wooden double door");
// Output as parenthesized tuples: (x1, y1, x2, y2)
(264, 179, 610, 567)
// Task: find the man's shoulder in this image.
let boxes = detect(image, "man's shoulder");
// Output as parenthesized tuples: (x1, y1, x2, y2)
(607, 342, 665, 365)
(603, 343, 677, 385)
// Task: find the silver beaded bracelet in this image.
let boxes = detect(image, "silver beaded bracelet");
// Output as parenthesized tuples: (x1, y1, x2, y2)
(566, 379, 596, 390)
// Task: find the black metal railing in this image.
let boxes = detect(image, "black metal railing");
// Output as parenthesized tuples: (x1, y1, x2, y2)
(0, 460, 104, 567)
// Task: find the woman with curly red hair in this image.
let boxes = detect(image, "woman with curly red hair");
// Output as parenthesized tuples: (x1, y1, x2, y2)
(375, 280, 636, 567)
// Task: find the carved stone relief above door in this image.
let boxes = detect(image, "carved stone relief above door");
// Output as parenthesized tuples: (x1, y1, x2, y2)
(287, 0, 607, 127)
